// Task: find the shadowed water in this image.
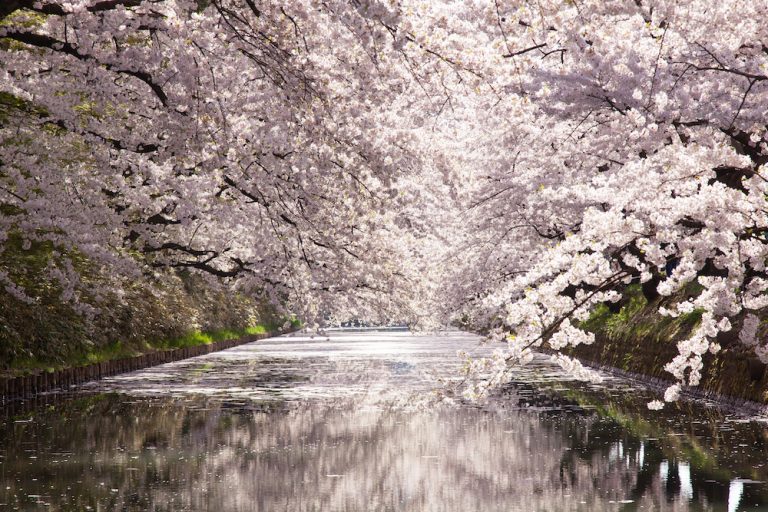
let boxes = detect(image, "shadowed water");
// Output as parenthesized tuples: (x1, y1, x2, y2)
(2, 330, 768, 511)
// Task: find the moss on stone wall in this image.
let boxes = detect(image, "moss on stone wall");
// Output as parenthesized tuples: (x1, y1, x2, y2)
(568, 284, 768, 404)
(0, 234, 284, 371)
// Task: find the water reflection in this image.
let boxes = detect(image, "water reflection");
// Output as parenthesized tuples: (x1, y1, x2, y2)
(81, 332, 482, 406)
(1, 331, 768, 511)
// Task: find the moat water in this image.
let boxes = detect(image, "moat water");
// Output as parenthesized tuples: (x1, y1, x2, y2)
(1, 330, 768, 511)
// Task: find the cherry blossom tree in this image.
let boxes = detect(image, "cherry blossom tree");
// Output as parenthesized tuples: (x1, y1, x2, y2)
(0, 0, 445, 324)
(419, 0, 768, 405)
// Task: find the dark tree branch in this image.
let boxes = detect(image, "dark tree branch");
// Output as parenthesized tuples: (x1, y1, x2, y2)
(4, 30, 169, 106)
(502, 43, 546, 58)
(1, 0, 159, 19)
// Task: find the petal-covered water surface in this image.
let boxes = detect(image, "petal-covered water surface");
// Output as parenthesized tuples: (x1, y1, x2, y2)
(1, 330, 768, 511)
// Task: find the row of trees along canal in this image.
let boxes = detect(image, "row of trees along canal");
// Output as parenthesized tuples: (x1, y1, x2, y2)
(3, 0, 768, 407)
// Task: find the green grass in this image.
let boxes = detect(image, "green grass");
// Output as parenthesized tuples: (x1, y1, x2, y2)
(150, 323, 285, 350)
(579, 283, 704, 346)
(5, 320, 290, 377)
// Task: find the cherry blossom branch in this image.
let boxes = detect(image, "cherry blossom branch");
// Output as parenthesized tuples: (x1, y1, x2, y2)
(3, 30, 170, 106)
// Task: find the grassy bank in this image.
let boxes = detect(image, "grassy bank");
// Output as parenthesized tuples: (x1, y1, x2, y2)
(2, 321, 298, 378)
(566, 284, 768, 404)
(0, 233, 296, 377)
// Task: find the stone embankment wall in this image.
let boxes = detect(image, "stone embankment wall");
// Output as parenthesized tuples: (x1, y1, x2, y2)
(0, 330, 284, 403)
(550, 284, 768, 409)
(567, 329, 768, 409)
